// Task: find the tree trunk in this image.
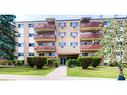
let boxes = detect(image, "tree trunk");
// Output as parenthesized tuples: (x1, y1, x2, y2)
(118, 64, 125, 80)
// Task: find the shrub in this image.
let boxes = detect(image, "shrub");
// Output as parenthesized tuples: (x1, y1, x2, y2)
(17, 60, 24, 66)
(27, 57, 35, 67)
(67, 59, 77, 68)
(0, 60, 13, 65)
(76, 59, 81, 67)
(47, 59, 53, 67)
(31, 57, 47, 69)
(109, 62, 118, 67)
(91, 57, 102, 68)
(53, 60, 59, 67)
(78, 57, 92, 69)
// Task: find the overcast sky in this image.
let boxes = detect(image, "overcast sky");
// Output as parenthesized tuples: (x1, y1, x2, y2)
(0, 0, 127, 21)
(15, 15, 127, 21)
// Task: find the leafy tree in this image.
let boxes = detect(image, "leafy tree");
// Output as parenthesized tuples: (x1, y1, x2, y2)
(97, 18, 127, 80)
(0, 15, 17, 60)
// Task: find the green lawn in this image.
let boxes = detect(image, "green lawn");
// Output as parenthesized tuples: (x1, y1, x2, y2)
(0, 66, 54, 76)
(67, 66, 127, 78)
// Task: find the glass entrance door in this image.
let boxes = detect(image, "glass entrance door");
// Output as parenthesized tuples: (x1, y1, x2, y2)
(60, 57, 66, 65)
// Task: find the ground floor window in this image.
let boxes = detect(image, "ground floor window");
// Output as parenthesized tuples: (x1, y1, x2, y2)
(18, 53, 24, 56)
(82, 53, 88, 56)
(29, 53, 34, 56)
(39, 53, 44, 56)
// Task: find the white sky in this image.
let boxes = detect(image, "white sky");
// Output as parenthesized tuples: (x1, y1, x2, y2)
(0, 0, 127, 21)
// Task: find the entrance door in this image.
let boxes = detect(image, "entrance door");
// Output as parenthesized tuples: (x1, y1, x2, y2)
(60, 57, 66, 65)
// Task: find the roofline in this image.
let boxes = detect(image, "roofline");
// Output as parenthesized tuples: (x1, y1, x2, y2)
(16, 17, 127, 23)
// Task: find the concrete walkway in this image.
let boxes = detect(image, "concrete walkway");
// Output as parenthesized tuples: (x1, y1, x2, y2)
(46, 66, 66, 78)
(0, 66, 115, 80)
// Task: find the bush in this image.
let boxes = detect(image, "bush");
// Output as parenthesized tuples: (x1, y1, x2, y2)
(47, 59, 53, 67)
(91, 57, 102, 68)
(53, 61, 59, 67)
(17, 60, 24, 66)
(28, 57, 47, 69)
(27, 57, 35, 67)
(0, 60, 13, 65)
(76, 59, 81, 67)
(109, 62, 118, 67)
(67, 59, 77, 68)
(78, 57, 92, 69)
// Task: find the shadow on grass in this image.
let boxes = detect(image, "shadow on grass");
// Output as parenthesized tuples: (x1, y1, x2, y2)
(83, 68, 99, 70)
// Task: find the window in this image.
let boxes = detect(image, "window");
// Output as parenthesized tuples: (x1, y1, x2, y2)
(70, 32, 78, 38)
(58, 22, 66, 28)
(29, 24, 34, 28)
(81, 42, 90, 46)
(70, 22, 78, 28)
(29, 43, 34, 47)
(49, 52, 55, 56)
(116, 41, 123, 45)
(103, 21, 110, 27)
(116, 52, 123, 56)
(18, 24, 24, 28)
(59, 32, 66, 38)
(29, 33, 34, 37)
(48, 42, 55, 46)
(18, 53, 24, 56)
(82, 53, 88, 56)
(39, 53, 44, 56)
(39, 43, 46, 46)
(29, 53, 34, 56)
(59, 42, 66, 48)
(70, 42, 78, 48)
(18, 33, 24, 37)
(18, 43, 24, 47)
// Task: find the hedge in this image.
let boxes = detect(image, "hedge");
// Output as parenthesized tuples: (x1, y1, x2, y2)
(91, 57, 102, 68)
(77, 57, 102, 69)
(27, 57, 35, 67)
(17, 60, 24, 66)
(67, 59, 77, 68)
(27, 57, 47, 69)
(53, 60, 59, 67)
(78, 57, 93, 69)
(0, 60, 13, 65)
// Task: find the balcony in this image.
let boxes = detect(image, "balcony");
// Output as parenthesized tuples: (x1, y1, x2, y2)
(34, 35, 56, 42)
(80, 45, 101, 51)
(34, 22, 56, 32)
(80, 33, 103, 40)
(80, 21, 103, 31)
(34, 46, 56, 52)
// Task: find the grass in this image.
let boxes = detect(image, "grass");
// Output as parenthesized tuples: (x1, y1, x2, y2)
(0, 66, 55, 76)
(67, 66, 127, 78)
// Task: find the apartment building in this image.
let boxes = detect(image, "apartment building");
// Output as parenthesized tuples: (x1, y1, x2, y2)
(15, 17, 104, 65)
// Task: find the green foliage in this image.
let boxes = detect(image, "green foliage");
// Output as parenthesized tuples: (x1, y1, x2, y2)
(97, 18, 127, 78)
(48, 59, 53, 67)
(27, 57, 35, 67)
(78, 57, 92, 69)
(0, 60, 13, 65)
(17, 60, 24, 66)
(76, 58, 81, 67)
(109, 61, 118, 67)
(53, 61, 59, 67)
(67, 59, 77, 68)
(0, 15, 17, 60)
(91, 57, 102, 68)
(28, 57, 47, 69)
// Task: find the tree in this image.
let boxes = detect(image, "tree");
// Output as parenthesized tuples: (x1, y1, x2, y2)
(0, 15, 17, 60)
(97, 18, 127, 80)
